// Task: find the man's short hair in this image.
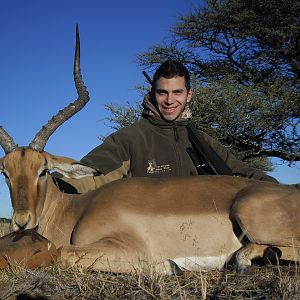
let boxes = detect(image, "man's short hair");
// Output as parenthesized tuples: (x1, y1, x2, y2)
(152, 60, 191, 90)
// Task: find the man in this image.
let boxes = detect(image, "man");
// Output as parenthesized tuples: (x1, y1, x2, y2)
(58, 60, 277, 193)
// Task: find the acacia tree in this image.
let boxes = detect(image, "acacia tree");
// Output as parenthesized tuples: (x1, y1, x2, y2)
(105, 0, 299, 168)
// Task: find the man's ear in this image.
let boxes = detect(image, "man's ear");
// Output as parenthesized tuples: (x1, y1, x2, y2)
(187, 89, 193, 103)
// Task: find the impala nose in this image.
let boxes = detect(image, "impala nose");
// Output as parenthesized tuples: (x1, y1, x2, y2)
(12, 210, 31, 231)
(15, 219, 30, 231)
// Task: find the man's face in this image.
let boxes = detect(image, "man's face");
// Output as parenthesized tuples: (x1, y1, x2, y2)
(154, 76, 192, 122)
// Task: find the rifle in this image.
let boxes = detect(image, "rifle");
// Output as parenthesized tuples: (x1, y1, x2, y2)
(186, 123, 233, 175)
(142, 71, 153, 86)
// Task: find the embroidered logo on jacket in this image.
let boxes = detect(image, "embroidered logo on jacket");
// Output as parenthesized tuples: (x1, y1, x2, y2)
(147, 159, 171, 174)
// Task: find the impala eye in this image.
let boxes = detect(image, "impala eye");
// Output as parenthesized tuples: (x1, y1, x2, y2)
(39, 169, 49, 177)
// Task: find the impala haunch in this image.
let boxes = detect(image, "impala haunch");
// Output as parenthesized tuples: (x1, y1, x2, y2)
(0, 26, 300, 274)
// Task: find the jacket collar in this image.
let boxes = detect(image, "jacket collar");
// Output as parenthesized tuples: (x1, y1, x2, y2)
(141, 92, 192, 122)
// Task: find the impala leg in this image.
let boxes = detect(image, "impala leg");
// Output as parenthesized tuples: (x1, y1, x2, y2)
(59, 243, 138, 273)
(236, 243, 300, 273)
(0, 231, 58, 269)
(58, 240, 179, 274)
(235, 243, 276, 273)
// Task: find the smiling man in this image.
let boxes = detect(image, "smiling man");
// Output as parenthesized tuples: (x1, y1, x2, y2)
(154, 69, 192, 121)
(55, 60, 277, 193)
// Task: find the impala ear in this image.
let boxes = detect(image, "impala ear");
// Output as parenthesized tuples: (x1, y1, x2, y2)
(47, 154, 101, 179)
(51, 163, 101, 179)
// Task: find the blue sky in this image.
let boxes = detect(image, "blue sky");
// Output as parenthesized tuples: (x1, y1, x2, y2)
(0, 0, 299, 218)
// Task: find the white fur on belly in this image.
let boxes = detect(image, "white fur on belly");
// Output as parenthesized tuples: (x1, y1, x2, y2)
(171, 254, 229, 271)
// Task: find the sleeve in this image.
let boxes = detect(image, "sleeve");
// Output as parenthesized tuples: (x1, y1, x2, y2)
(81, 129, 132, 176)
(199, 131, 279, 183)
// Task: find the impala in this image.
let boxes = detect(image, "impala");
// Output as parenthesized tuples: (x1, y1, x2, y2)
(0, 26, 299, 274)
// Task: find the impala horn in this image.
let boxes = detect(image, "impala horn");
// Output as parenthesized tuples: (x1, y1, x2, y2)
(29, 24, 90, 152)
(0, 127, 18, 154)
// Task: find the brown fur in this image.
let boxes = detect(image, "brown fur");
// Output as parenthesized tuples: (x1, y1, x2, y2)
(0, 230, 57, 268)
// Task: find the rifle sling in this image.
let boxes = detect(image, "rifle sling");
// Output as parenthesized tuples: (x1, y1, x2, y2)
(186, 123, 234, 176)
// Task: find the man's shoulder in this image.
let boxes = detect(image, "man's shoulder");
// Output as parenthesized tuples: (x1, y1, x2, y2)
(189, 124, 225, 149)
(119, 118, 150, 131)
(190, 125, 214, 141)
(111, 118, 151, 138)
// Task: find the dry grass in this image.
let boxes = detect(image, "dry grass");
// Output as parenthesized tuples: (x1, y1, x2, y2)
(0, 219, 12, 238)
(0, 263, 300, 299)
(0, 222, 300, 299)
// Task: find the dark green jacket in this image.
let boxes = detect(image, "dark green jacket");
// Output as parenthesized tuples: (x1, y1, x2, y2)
(58, 114, 277, 193)
(80, 116, 277, 182)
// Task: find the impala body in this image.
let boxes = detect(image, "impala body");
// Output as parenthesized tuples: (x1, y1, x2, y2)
(2, 148, 248, 272)
(0, 27, 299, 273)
(2, 147, 300, 273)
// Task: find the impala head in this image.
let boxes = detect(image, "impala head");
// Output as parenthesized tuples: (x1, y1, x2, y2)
(0, 148, 98, 231)
(0, 25, 98, 231)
